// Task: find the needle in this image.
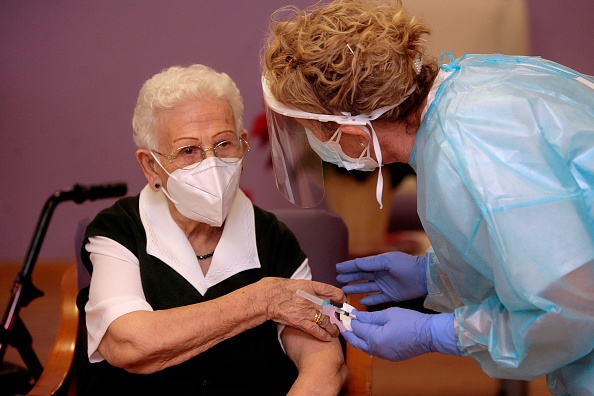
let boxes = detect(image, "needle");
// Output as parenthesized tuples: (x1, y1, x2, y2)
(296, 289, 357, 319)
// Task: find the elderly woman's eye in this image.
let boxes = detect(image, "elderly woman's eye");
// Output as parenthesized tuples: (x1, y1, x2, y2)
(217, 140, 231, 149)
(174, 146, 203, 166)
(180, 146, 200, 156)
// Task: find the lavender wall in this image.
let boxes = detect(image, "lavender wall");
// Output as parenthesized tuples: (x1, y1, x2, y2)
(525, 0, 593, 74)
(0, 0, 310, 262)
(1, 1, 592, 262)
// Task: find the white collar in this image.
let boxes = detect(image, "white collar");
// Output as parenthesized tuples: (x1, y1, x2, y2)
(139, 185, 261, 295)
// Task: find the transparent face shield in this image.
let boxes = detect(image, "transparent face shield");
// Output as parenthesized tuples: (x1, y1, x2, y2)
(264, 104, 326, 207)
(262, 75, 414, 208)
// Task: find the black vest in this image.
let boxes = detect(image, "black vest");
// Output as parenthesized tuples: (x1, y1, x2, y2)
(79, 195, 305, 395)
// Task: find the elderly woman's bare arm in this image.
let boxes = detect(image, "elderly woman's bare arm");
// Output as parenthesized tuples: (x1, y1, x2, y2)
(98, 277, 343, 374)
(282, 325, 348, 396)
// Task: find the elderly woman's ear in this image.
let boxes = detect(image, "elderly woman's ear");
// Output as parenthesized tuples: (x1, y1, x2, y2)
(241, 130, 250, 153)
(135, 149, 162, 192)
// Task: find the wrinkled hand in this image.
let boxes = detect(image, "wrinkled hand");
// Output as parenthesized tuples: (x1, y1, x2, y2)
(341, 307, 459, 362)
(336, 252, 428, 305)
(263, 278, 345, 341)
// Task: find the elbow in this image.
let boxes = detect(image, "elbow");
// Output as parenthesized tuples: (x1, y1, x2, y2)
(102, 345, 165, 375)
(99, 344, 150, 374)
(115, 352, 159, 375)
(121, 362, 161, 375)
(98, 332, 165, 374)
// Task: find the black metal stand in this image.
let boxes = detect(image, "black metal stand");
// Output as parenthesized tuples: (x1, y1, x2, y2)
(0, 182, 127, 395)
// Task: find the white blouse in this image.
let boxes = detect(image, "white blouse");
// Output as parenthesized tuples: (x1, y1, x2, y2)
(85, 185, 310, 362)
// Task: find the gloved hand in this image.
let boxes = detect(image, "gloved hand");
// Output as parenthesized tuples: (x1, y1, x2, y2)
(336, 252, 428, 305)
(341, 307, 460, 362)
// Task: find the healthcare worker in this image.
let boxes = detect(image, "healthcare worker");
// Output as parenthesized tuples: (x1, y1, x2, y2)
(260, 0, 594, 394)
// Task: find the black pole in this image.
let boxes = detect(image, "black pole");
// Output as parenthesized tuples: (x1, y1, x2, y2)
(0, 182, 127, 374)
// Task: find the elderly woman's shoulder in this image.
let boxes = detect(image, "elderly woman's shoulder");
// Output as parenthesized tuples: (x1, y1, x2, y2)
(95, 194, 140, 218)
(253, 205, 280, 228)
(252, 205, 299, 240)
(85, 194, 142, 237)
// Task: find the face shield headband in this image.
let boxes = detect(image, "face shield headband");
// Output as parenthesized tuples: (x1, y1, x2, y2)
(262, 75, 415, 208)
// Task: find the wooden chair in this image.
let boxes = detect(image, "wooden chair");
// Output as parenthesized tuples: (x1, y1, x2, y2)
(26, 213, 88, 396)
(27, 264, 78, 396)
(27, 209, 373, 395)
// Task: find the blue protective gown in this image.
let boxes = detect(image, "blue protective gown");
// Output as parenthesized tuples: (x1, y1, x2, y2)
(409, 54, 594, 395)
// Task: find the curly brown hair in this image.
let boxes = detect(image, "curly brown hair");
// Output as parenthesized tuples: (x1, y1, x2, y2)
(261, 0, 437, 128)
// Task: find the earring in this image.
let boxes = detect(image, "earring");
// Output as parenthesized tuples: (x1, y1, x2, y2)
(359, 142, 365, 147)
(155, 183, 161, 189)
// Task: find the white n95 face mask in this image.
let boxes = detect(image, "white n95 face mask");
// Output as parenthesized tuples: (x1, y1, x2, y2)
(151, 153, 242, 226)
(305, 126, 379, 171)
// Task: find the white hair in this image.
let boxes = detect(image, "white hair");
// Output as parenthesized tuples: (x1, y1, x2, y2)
(132, 64, 244, 149)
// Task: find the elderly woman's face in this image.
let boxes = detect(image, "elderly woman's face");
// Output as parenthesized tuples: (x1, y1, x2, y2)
(155, 98, 238, 170)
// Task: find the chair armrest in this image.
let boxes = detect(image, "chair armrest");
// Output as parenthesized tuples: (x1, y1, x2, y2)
(27, 264, 79, 396)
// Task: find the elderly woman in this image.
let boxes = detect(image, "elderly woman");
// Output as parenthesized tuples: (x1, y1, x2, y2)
(80, 64, 347, 395)
(260, 0, 594, 394)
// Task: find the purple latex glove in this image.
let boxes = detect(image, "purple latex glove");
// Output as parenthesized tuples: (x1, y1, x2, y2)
(341, 307, 460, 362)
(336, 252, 428, 305)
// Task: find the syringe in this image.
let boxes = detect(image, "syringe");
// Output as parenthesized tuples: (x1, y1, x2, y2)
(296, 289, 357, 320)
